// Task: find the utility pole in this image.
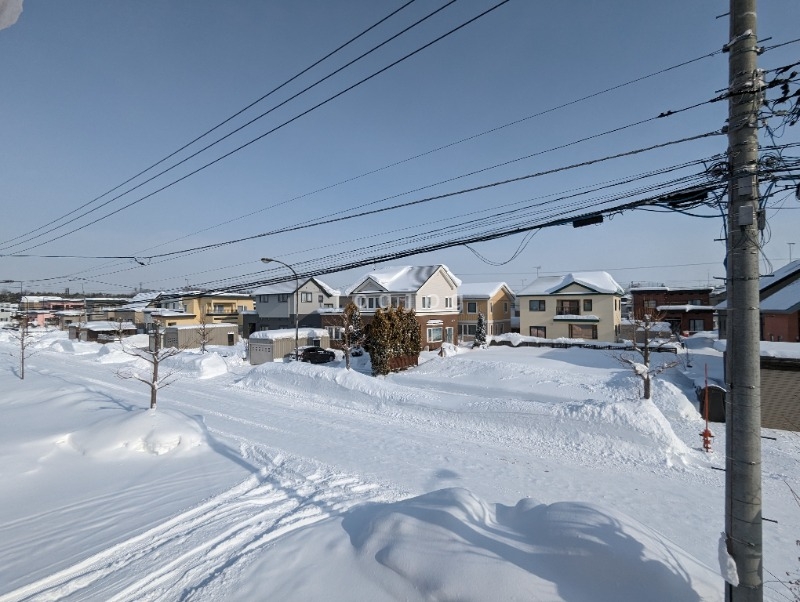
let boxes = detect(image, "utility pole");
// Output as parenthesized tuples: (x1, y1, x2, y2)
(725, 1, 762, 600)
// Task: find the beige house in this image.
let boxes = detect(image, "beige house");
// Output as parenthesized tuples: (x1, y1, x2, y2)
(458, 282, 515, 340)
(518, 272, 623, 342)
(339, 265, 461, 350)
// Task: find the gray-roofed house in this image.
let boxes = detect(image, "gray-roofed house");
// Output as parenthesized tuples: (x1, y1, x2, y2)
(245, 277, 341, 338)
(518, 271, 624, 342)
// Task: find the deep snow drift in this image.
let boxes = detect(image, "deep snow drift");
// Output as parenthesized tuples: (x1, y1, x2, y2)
(0, 328, 797, 601)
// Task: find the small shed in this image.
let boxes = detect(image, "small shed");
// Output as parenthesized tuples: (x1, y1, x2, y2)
(70, 320, 137, 342)
(164, 324, 238, 349)
(248, 328, 330, 365)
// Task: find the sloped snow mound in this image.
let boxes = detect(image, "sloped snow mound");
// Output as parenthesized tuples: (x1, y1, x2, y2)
(47, 337, 111, 356)
(556, 396, 691, 458)
(232, 488, 722, 602)
(173, 352, 229, 379)
(67, 408, 208, 457)
(235, 361, 422, 408)
(95, 344, 137, 364)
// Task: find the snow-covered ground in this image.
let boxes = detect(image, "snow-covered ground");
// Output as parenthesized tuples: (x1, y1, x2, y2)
(0, 329, 798, 601)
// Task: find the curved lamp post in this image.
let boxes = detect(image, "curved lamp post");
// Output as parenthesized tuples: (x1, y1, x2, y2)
(261, 258, 299, 361)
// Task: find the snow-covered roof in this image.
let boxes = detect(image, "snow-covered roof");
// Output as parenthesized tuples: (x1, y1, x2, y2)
(345, 265, 461, 295)
(760, 278, 800, 312)
(82, 321, 136, 331)
(167, 324, 237, 331)
(717, 260, 800, 310)
(628, 285, 714, 293)
(253, 277, 340, 297)
(518, 272, 624, 296)
(150, 310, 194, 317)
(249, 328, 328, 340)
(458, 282, 514, 299)
(656, 304, 716, 312)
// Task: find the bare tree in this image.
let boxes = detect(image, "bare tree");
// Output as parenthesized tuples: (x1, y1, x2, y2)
(616, 310, 679, 399)
(117, 320, 182, 409)
(338, 302, 365, 371)
(195, 306, 211, 353)
(10, 313, 38, 380)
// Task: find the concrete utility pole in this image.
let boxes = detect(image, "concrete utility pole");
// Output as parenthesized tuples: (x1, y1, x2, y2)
(725, 1, 762, 600)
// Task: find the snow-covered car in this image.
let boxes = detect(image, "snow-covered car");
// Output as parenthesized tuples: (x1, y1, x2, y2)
(349, 346, 364, 357)
(300, 346, 335, 364)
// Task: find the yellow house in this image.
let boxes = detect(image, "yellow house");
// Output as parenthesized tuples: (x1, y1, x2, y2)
(148, 292, 254, 329)
(458, 282, 515, 340)
(518, 272, 623, 342)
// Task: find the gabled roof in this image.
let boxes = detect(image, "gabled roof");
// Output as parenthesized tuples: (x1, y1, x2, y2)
(716, 260, 800, 310)
(253, 277, 341, 297)
(518, 272, 624, 296)
(458, 282, 514, 299)
(345, 265, 461, 295)
(760, 278, 800, 313)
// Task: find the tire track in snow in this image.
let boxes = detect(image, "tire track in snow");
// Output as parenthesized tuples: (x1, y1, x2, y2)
(0, 457, 386, 602)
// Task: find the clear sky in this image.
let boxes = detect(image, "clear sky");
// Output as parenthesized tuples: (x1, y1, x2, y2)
(1, 0, 798, 294)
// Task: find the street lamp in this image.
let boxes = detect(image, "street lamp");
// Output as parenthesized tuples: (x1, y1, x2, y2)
(261, 258, 300, 362)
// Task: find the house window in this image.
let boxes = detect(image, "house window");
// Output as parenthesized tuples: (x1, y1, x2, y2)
(645, 300, 657, 309)
(467, 301, 477, 314)
(427, 327, 443, 343)
(368, 297, 377, 309)
(422, 297, 432, 309)
(323, 303, 333, 309)
(557, 300, 580, 315)
(301, 292, 312, 303)
(327, 326, 343, 340)
(689, 319, 705, 332)
(583, 299, 593, 312)
(391, 295, 408, 308)
(445, 297, 453, 308)
(258, 295, 269, 303)
(689, 298, 703, 306)
(569, 324, 597, 339)
(460, 324, 477, 336)
(278, 294, 289, 303)
(529, 300, 545, 311)
(504, 302, 508, 314)
(213, 305, 225, 313)
(445, 327, 454, 343)
(530, 326, 546, 337)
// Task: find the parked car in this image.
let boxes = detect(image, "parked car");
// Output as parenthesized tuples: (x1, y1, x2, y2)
(300, 346, 335, 364)
(349, 346, 364, 357)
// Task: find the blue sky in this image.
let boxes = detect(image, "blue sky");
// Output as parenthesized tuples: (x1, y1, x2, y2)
(1, 0, 798, 294)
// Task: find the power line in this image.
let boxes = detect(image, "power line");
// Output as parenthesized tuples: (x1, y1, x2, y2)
(2, 0, 511, 255)
(1, 0, 422, 248)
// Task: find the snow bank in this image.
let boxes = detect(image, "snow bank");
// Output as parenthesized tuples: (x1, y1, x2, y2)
(66, 408, 208, 457)
(171, 352, 229, 379)
(232, 488, 722, 602)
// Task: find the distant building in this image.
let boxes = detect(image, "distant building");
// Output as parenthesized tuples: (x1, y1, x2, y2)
(628, 285, 716, 335)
